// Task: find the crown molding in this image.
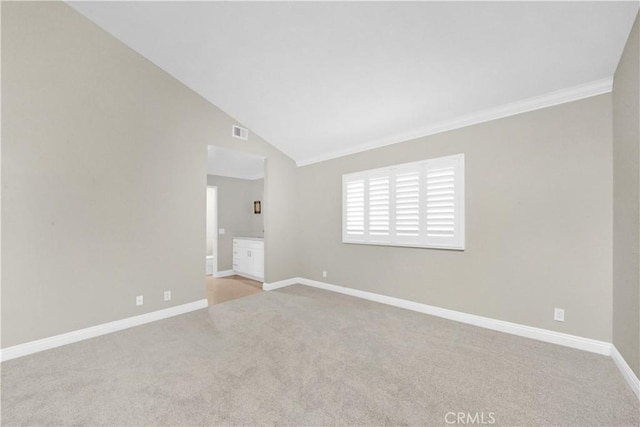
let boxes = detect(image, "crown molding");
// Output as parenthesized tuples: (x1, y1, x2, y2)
(295, 77, 613, 167)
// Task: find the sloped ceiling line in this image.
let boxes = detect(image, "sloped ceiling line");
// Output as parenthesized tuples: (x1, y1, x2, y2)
(67, 1, 639, 166)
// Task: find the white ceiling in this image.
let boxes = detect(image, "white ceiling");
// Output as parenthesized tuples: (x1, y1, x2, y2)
(207, 146, 264, 180)
(69, 1, 639, 166)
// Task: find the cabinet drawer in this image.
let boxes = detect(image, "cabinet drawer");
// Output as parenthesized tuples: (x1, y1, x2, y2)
(233, 239, 264, 250)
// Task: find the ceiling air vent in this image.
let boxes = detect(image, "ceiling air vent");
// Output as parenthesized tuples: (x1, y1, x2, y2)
(232, 125, 249, 141)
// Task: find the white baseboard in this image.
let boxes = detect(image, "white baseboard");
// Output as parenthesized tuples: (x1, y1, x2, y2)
(611, 345, 640, 399)
(0, 299, 208, 362)
(262, 277, 302, 291)
(266, 277, 612, 356)
(213, 269, 235, 278)
(4, 277, 637, 399)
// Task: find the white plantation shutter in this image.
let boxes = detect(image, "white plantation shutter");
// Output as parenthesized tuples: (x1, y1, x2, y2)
(343, 153, 464, 250)
(368, 173, 391, 241)
(343, 175, 366, 241)
(424, 155, 464, 248)
(394, 166, 421, 244)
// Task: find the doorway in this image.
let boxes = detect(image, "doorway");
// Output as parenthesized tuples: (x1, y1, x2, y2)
(205, 145, 265, 305)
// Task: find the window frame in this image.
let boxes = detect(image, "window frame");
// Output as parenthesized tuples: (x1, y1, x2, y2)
(342, 153, 465, 250)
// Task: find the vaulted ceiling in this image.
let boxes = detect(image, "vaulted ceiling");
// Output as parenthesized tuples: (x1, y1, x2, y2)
(68, 1, 639, 165)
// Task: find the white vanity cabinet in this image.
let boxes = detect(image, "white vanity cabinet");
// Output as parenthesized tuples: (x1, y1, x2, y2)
(232, 238, 264, 281)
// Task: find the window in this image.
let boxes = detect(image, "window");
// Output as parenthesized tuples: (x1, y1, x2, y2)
(342, 153, 464, 250)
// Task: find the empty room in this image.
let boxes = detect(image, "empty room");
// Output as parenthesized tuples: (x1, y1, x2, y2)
(1, 1, 639, 426)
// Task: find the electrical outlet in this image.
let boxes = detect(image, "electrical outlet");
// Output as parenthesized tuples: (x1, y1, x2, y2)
(554, 308, 565, 322)
(164, 291, 171, 301)
(219, 228, 225, 235)
(322, 271, 327, 278)
(136, 295, 143, 306)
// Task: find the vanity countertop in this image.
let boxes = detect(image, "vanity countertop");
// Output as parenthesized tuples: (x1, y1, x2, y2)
(234, 237, 264, 242)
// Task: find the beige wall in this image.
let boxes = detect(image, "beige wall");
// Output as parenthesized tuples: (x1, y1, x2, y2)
(251, 179, 265, 235)
(206, 175, 263, 271)
(1, 1, 632, 356)
(1, 2, 297, 347)
(613, 13, 640, 377)
(294, 95, 613, 342)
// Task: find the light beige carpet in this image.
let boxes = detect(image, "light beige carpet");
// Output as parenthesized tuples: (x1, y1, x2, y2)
(1, 285, 638, 426)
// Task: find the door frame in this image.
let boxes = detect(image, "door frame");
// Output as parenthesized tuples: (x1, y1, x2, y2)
(206, 186, 218, 275)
